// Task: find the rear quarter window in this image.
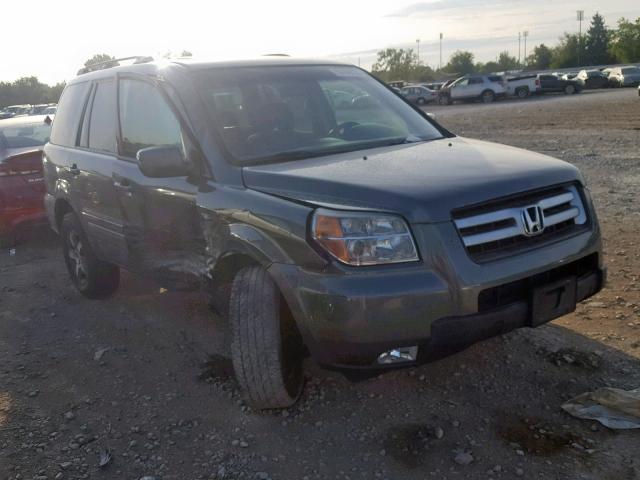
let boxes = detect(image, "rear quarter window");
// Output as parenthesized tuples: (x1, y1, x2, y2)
(50, 82, 91, 147)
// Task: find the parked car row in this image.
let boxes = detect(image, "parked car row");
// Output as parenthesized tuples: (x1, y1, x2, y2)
(560, 66, 640, 88)
(396, 64, 640, 107)
(0, 103, 57, 119)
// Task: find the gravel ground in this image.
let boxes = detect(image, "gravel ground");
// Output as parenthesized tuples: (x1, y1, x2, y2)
(1, 88, 639, 480)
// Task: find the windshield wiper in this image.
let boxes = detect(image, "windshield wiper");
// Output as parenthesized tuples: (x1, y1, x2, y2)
(246, 137, 429, 165)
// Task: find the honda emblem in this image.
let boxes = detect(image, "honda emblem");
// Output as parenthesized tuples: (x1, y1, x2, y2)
(522, 205, 545, 236)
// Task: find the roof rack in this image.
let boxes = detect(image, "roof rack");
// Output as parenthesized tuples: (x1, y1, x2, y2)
(77, 56, 153, 75)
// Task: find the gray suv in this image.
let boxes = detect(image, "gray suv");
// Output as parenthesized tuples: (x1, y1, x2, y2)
(43, 57, 604, 409)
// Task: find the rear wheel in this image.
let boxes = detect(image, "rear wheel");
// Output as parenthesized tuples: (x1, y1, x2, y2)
(416, 97, 427, 106)
(61, 212, 120, 299)
(229, 266, 304, 409)
(0, 232, 17, 249)
(481, 90, 495, 103)
(516, 87, 529, 99)
(564, 84, 576, 95)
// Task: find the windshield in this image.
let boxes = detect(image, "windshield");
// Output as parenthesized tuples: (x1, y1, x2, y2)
(195, 65, 444, 164)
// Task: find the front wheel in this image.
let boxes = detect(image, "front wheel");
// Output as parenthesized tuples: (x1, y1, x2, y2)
(229, 266, 304, 409)
(439, 95, 452, 105)
(61, 212, 120, 299)
(481, 90, 495, 103)
(564, 84, 576, 95)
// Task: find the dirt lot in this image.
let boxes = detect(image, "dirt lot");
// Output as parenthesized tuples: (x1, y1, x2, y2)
(1, 89, 639, 480)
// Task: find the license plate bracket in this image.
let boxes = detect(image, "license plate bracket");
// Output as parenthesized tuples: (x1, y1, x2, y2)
(530, 276, 577, 327)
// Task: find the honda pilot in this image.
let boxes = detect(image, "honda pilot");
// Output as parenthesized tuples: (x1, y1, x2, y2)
(43, 57, 604, 409)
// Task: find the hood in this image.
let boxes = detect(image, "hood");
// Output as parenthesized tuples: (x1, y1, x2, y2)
(242, 137, 582, 224)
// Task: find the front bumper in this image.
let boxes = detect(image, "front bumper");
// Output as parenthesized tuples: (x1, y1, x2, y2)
(269, 223, 603, 370)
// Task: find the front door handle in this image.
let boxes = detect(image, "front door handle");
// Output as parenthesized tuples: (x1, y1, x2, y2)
(112, 174, 132, 190)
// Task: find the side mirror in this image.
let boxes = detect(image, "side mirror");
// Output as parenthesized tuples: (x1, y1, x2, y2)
(137, 146, 188, 178)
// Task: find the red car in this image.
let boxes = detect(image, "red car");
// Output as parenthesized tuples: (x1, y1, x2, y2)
(0, 115, 52, 246)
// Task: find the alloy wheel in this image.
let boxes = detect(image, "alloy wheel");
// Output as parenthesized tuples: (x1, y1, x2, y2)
(67, 230, 89, 289)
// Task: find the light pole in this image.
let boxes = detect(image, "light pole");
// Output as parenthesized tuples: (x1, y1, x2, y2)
(439, 33, 443, 70)
(416, 38, 420, 63)
(518, 32, 521, 65)
(523, 30, 529, 66)
(577, 10, 584, 66)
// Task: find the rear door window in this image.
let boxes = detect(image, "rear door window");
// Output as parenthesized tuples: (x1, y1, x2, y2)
(118, 79, 185, 159)
(50, 82, 91, 147)
(87, 81, 117, 154)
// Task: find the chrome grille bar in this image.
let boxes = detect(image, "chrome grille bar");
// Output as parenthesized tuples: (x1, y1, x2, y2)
(454, 186, 586, 249)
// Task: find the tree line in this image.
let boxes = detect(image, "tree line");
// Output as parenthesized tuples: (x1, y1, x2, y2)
(1, 51, 192, 109)
(372, 13, 640, 82)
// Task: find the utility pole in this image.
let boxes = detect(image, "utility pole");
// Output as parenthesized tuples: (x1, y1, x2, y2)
(577, 10, 584, 66)
(523, 30, 529, 66)
(416, 38, 420, 63)
(439, 33, 443, 70)
(518, 32, 521, 65)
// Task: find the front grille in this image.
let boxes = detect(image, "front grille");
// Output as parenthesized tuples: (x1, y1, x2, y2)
(453, 184, 588, 262)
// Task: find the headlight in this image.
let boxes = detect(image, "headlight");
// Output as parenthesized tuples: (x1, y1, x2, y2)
(311, 209, 419, 266)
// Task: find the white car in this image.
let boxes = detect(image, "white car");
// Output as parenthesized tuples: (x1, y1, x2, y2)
(506, 75, 539, 98)
(608, 66, 640, 87)
(439, 75, 507, 104)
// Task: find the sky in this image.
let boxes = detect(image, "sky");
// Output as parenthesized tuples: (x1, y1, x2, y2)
(1, 0, 638, 85)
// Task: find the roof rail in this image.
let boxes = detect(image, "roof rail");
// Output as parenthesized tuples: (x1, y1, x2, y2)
(262, 53, 290, 57)
(77, 56, 153, 75)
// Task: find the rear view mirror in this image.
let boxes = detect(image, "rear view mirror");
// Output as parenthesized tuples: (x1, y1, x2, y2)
(137, 146, 188, 178)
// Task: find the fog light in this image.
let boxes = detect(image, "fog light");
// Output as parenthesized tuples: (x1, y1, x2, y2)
(377, 346, 418, 364)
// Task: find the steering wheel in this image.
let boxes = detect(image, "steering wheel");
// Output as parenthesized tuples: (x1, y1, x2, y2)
(328, 121, 360, 139)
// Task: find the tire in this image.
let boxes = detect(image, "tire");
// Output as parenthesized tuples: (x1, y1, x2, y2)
(439, 95, 452, 106)
(0, 232, 17, 249)
(481, 90, 495, 103)
(516, 87, 529, 99)
(229, 266, 304, 409)
(564, 84, 575, 95)
(61, 212, 120, 299)
(416, 97, 426, 106)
